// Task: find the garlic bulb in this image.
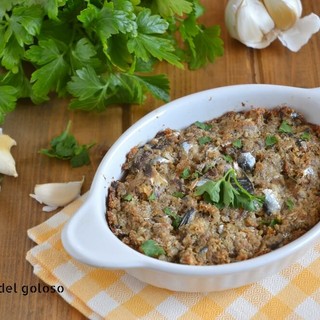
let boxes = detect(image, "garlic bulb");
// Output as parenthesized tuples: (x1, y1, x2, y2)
(30, 177, 84, 212)
(225, 0, 320, 51)
(0, 128, 18, 177)
(225, 0, 277, 49)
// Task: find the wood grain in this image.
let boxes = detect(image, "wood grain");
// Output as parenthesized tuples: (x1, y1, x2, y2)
(1, 1, 319, 319)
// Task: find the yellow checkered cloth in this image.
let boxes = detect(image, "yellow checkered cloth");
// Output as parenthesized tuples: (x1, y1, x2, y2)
(27, 194, 320, 319)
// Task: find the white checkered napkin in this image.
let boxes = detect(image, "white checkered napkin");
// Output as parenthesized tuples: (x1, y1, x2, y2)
(27, 195, 320, 320)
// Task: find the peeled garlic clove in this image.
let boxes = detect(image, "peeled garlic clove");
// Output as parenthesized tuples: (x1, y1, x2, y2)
(225, 0, 277, 49)
(0, 129, 18, 177)
(263, 0, 302, 31)
(30, 177, 84, 212)
(278, 13, 320, 52)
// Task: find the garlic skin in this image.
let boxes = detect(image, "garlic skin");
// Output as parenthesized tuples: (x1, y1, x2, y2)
(278, 13, 320, 52)
(30, 177, 84, 212)
(0, 128, 18, 177)
(225, 0, 320, 51)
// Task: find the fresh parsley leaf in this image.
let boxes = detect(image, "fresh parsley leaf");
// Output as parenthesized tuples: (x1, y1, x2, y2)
(0, 85, 18, 123)
(25, 39, 69, 102)
(1, 67, 32, 98)
(134, 7, 168, 34)
(68, 68, 170, 110)
(24, 0, 63, 20)
(279, 120, 293, 134)
(140, 239, 165, 257)
(0, 4, 44, 73)
(1, 37, 25, 74)
(105, 33, 133, 70)
(78, 2, 136, 42)
(127, 10, 183, 68)
(178, 2, 223, 70)
(188, 25, 224, 70)
(0, 2, 13, 19)
(67, 66, 105, 102)
(195, 180, 221, 203)
(12, 5, 44, 38)
(179, 9, 200, 58)
(39, 120, 95, 167)
(221, 180, 235, 207)
(152, 0, 193, 17)
(70, 38, 99, 70)
(265, 135, 278, 147)
(4, 5, 43, 47)
(195, 168, 264, 211)
(131, 73, 170, 102)
(70, 144, 93, 167)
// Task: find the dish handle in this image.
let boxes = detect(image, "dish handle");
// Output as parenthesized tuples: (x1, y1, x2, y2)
(61, 194, 143, 269)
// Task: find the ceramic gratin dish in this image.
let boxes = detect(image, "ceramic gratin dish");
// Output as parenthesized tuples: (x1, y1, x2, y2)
(62, 84, 320, 292)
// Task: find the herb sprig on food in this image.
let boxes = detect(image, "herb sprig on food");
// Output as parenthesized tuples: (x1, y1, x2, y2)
(0, 0, 223, 123)
(195, 168, 264, 211)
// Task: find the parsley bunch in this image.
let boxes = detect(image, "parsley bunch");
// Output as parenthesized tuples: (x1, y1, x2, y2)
(0, 0, 223, 123)
(195, 168, 264, 211)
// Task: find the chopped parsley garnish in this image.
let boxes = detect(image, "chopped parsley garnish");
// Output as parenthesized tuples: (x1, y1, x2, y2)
(39, 121, 95, 167)
(163, 207, 182, 229)
(123, 194, 133, 201)
(195, 121, 213, 131)
(191, 170, 203, 180)
(223, 154, 233, 163)
(279, 121, 293, 134)
(265, 135, 278, 147)
(172, 191, 185, 198)
(232, 139, 242, 148)
(148, 192, 156, 201)
(262, 218, 282, 227)
(180, 168, 191, 179)
(300, 131, 311, 141)
(140, 240, 165, 258)
(198, 136, 212, 145)
(285, 198, 295, 210)
(195, 168, 264, 211)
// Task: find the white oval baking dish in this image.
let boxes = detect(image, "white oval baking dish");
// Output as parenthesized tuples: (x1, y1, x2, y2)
(62, 84, 320, 292)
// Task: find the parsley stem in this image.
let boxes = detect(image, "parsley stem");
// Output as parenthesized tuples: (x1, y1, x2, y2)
(224, 168, 254, 199)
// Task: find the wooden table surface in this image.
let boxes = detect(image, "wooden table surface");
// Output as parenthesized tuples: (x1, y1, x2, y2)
(1, 1, 319, 319)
